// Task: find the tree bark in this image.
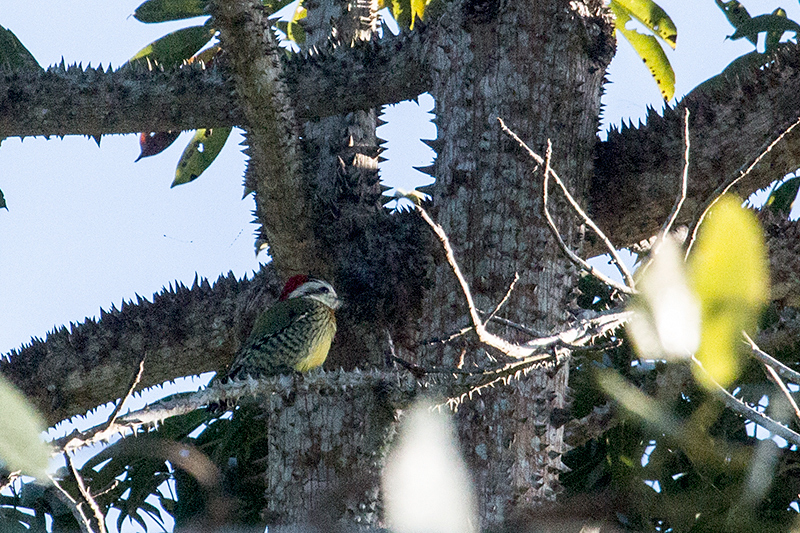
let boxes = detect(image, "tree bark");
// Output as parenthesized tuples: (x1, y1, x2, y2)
(415, 0, 613, 521)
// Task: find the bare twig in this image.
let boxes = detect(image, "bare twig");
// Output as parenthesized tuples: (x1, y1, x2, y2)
(686, 115, 800, 258)
(745, 332, 800, 385)
(523, 310, 631, 351)
(416, 206, 484, 330)
(66, 453, 106, 533)
(51, 475, 95, 533)
(636, 110, 692, 281)
(542, 138, 635, 289)
(659, 108, 691, 239)
(744, 332, 800, 424)
(421, 326, 473, 346)
(537, 141, 634, 294)
(383, 329, 397, 368)
(691, 357, 800, 447)
(763, 363, 800, 423)
(421, 310, 629, 376)
(105, 353, 146, 429)
(498, 118, 635, 294)
(480, 312, 543, 338)
(484, 272, 519, 325)
(56, 355, 147, 454)
(416, 204, 547, 358)
(0, 470, 21, 494)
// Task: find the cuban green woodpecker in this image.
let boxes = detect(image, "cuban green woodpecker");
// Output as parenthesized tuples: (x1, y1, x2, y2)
(226, 275, 340, 379)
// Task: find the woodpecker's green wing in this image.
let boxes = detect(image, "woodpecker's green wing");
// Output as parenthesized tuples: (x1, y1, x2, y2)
(227, 297, 336, 379)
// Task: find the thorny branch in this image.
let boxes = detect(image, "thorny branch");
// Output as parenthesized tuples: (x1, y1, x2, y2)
(745, 332, 800, 424)
(53, 302, 630, 454)
(692, 356, 800, 447)
(43, 108, 800, 488)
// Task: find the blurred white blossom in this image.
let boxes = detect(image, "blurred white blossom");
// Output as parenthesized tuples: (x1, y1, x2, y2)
(382, 400, 478, 533)
(629, 237, 701, 360)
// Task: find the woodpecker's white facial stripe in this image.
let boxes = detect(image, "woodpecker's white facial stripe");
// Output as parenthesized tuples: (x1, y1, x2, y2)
(287, 279, 341, 310)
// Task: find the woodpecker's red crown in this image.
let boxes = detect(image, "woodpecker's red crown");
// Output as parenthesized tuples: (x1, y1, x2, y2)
(279, 275, 309, 301)
(279, 275, 340, 310)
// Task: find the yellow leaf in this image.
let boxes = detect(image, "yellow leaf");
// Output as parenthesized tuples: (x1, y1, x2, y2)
(0, 376, 50, 479)
(688, 195, 768, 387)
(410, 0, 426, 29)
(610, 1, 676, 101)
(613, 0, 677, 48)
(172, 127, 232, 186)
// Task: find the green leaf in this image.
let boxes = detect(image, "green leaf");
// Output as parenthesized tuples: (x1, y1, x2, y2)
(612, 0, 677, 48)
(715, 0, 755, 45)
(128, 25, 215, 68)
(285, 2, 308, 44)
(687, 195, 768, 388)
(729, 14, 800, 43)
(611, 1, 675, 101)
(277, 3, 307, 44)
(0, 375, 50, 479)
(134, 0, 208, 23)
(766, 8, 788, 52)
(597, 370, 676, 431)
(0, 25, 41, 70)
(691, 50, 770, 95)
(409, 0, 427, 29)
(172, 127, 232, 186)
(389, 0, 412, 29)
(765, 176, 800, 217)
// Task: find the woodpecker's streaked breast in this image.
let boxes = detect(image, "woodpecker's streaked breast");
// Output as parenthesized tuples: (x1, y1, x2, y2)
(226, 279, 339, 380)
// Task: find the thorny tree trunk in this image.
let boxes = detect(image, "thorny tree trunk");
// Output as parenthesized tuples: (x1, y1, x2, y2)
(415, 0, 613, 520)
(212, 0, 613, 527)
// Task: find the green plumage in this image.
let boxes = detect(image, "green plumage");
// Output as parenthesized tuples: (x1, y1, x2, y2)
(227, 296, 337, 379)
